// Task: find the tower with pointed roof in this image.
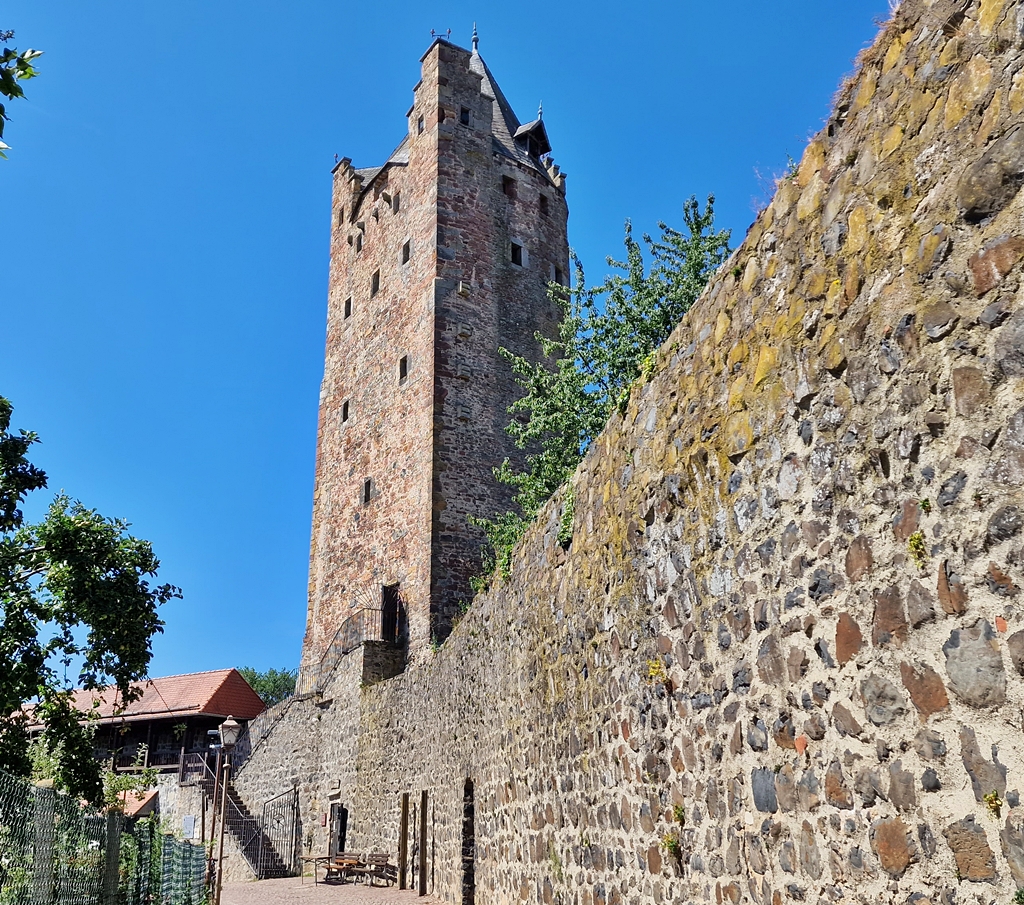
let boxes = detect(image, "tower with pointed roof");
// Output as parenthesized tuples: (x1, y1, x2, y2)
(301, 31, 569, 675)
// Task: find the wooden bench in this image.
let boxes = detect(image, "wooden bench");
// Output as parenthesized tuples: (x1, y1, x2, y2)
(345, 852, 397, 886)
(323, 852, 363, 883)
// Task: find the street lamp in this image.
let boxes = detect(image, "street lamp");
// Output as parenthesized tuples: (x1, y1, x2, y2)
(214, 716, 241, 905)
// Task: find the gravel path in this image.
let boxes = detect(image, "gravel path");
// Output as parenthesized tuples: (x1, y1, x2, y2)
(220, 878, 444, 905)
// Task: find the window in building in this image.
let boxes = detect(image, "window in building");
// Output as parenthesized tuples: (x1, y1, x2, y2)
(554, 266, 565, 286)
(356, 234, 363, 253)
(401, 241, 411, 264)
(399, 355, 410, 383)
(338, 206, 346, 225)
(341, 400, 350, 423)
(539, 195, 549, 217)
(362, 478, 373, 505)
(392, 192, 401, 213)
(417, 115, 424, 134)
(344, 297, 352, 319)
(438, 107, 446, 124)
(501, 176, 516, 199)
(510, 242, 523, 267)
(459, 106, 470, 126)
(371, 270, 380, 296)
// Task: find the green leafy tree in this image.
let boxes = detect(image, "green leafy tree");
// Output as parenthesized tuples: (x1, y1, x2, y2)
(29, 734, 158, 812)
(0, 396, 180, 804)
(238, 666, 297, 707)
(474, 195, 730, 581)
(0, 30, 42, 159)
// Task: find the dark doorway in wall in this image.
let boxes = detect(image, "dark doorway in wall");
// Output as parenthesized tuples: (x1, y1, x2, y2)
(328, 803, 349, 858)
(461, 779, 475, 905)
(382, 584, 407, 646)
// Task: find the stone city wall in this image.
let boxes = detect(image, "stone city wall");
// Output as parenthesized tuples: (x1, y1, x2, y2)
(237, 0, 1024, 900)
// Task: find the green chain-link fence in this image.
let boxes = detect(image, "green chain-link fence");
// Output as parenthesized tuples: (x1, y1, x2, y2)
(0, 768, 206, 905)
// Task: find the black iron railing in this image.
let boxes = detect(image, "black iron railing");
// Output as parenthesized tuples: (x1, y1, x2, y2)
(179, 753, 295, 879)
(233, 594, 406, 773)
(296, 604, 399, 697)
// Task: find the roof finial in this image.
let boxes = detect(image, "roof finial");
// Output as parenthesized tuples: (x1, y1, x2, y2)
(538, 101, 543, 120)
(472, 22, 479, 52)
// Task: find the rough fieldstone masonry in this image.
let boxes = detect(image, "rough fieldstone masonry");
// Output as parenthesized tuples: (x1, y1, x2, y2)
(232, 3, 1024, 901)
(302, 33, 569, 671)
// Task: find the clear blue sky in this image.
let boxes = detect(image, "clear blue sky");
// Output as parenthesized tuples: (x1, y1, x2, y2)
(3, 2, 892, 679)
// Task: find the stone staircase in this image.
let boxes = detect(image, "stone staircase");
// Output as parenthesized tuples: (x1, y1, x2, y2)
(184, 754, 294, 879)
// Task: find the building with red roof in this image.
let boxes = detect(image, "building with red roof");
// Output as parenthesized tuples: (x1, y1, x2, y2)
(41, 668, 266, 772)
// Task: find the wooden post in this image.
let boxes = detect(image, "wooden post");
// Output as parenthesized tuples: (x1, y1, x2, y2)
(398, 792, 409, 889)
(201, 791, 207, 844)
(418, 790, 428, 897)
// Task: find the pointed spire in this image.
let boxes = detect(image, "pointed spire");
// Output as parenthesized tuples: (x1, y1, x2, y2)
(538, 101, 543, 121)
(472, 22, 479, 53)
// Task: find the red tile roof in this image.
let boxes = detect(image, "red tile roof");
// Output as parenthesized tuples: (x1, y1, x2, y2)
(59, 669, 266, 725)
(120, 789, 158, 817)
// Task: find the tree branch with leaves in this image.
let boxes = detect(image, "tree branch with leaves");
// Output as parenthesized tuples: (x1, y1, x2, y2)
(0, 397, 180, 804)
(0, 29, 42, 159)
(472, 195, 730, 584)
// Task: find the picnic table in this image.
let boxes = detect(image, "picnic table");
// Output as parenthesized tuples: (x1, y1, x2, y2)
(310, 852, 397, 886)
(300, 854, 332, 885)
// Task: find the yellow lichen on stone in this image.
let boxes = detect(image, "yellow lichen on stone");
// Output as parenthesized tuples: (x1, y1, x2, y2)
(714, 311, 732, 346)
(882, 31, 909, 74)
(853, 69, 877, 112)
(979, 0, 1005, 35)
(797, 174, 825, 221)
(817, 322, 846, 371)
(765, 257, 778, 279)
(977, 92, 1001, 146)
(727, 374, 748, 412)
(803, 268, 827, 299)
(916, 226, 946, 275)
(939, 38, 962, 68)
(922, 93, 946, 140)
(724, 411, 753, 458)
(773, 178, 798, 218)
(908, 88, 938, 132)
(945, 56, 993, 130)
(844, 261, 861, 307)
(783, 298, 806, 337)
(726, 340, 748, 371)
(823, 279, 843, 317)
(846, 206, 869, 254)
(1010, 71, 1024, 114)
(797, 141, 825, 189)
(741, 259, 759, 293)
(753, 345, 778, 388)
(881, 123, 904, 158)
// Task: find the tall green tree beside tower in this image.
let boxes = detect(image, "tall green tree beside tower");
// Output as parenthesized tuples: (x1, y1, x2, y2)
(475, 195, 731, 581)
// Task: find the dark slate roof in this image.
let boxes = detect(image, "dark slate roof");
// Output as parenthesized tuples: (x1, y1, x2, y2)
(351, 45, 552, 200)
(351, 135, 411, 211)
(470, 49, 550, 177)
(513, 118, 551, 157)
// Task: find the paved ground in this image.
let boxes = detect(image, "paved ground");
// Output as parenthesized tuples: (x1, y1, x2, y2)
(221, 878, 444, 905)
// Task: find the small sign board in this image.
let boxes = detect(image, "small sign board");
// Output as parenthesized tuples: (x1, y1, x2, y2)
(183, 815, 196, 839)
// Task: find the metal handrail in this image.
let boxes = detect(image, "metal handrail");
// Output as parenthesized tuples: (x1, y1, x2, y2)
(233, 596, 406, 773)
(297, 601, 405, 697)
(179, 751, 292, 878)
